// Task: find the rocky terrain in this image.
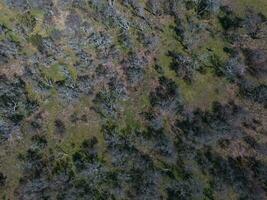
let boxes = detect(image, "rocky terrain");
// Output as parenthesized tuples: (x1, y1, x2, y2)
(0, 0, 266, 199)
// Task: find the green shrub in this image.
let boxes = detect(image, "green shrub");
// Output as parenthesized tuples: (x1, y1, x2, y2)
(218, 7, 242, 30)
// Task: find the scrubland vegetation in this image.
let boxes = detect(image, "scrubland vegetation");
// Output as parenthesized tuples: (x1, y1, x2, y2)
(0, 0, 266, 199)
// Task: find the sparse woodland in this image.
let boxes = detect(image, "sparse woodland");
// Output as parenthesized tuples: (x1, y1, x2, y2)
(0, 0, 266, 199)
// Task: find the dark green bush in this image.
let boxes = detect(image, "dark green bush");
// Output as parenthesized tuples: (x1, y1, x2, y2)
(218, 7, 242, 30)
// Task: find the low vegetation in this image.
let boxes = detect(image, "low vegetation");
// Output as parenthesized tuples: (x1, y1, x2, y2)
(0, 0, 266, 199)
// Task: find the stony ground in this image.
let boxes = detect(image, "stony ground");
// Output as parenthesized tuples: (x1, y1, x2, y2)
(0, 0, 267, 199)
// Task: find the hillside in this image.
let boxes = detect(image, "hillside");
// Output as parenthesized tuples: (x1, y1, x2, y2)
(0, 0, 267, 199)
